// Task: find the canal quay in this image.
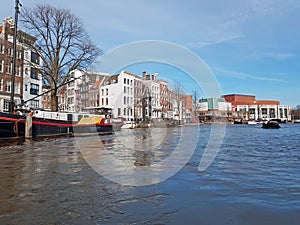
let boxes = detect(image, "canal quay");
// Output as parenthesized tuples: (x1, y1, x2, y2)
(0, 124, 300, 225)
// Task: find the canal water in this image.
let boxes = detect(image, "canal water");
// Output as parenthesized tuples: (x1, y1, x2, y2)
(0, 124, 300, 225)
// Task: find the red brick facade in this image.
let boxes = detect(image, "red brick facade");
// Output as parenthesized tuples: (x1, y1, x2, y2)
(0, 18, 24, 111)
(223, 94, 279, 107)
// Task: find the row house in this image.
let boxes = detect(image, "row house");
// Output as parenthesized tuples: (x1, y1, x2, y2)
(100, 71, 136, 121)
(61, 69, 109, 112)
(133, 73, 144, 121)
(142, 71, 161, 118)
(18, 30, 43, 109)
(41, 68, 193, 123)
(160, 79, 170, 119)
(0, 17, 23, 111)
(0, 17, 42, 112)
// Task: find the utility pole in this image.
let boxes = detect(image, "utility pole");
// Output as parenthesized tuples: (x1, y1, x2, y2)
(10, 0, 21, 113)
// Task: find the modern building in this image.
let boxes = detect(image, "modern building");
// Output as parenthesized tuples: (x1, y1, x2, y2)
(223, 94, 291, 122)
(197, 97, 232, 122)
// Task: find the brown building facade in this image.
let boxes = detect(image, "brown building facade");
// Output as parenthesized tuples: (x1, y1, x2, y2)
(0, 17, 23, 111)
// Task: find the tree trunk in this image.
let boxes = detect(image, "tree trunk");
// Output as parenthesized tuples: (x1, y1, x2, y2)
(50, 90, 58, 112)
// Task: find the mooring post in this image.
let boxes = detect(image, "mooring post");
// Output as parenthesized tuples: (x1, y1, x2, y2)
(25, 113, 32, 139)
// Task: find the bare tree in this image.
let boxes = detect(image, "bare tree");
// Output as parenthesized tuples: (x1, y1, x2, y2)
(291, 105, 300, 120)
(173, 82, 183, 124)
(20, 4, 102, 111)
(192, 89, 199, 116)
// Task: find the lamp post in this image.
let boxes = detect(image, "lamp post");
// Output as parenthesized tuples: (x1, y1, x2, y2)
(10, 0, 22, 113)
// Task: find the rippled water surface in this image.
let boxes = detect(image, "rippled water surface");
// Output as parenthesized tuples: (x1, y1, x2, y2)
(0, 124, 300, 225)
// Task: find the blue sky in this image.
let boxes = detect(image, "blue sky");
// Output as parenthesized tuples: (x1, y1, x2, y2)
(1, 0, 300, 107)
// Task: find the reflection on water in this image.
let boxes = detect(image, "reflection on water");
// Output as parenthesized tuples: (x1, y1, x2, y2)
(0, 124, 300, 225)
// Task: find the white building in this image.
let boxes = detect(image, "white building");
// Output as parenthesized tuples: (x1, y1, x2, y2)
(223, 94, 291, 122)
(21, 36, 43, 109)
(142, 71, 161, 118)
(235, 104, 291, 121)
(100, 71, 136, 120)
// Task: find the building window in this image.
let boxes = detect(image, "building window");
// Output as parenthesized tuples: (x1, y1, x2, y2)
(124, 86, 126, 93)
(5, 81, 11, 92)
(106, 98, 108, 105)
(7, 48, 12, 56)
(101, 89, 104, 96)
(0, 79, 2, 91)
(101, 98, 104, 106)
(30, 83, 39, 95)
(118, 108, 121, 116)
(124, 96, 126, 104)
(25, 84, 28, 91)
(124, 78, 126, 84)
(30, 100, 39, 109)
(0, 60, 3, 72)
(123, 108, 126, 116)
(6, 63, 12, 74)
(31, 52, 40, 64)
(106, 88, 108, 95)
(15, 82, 20, 94)
(16, 65, 21, 76)
(17, 51, 22, 59)
(0, 45, 4, 54)
(30, 68, 39, 79)
(4, 100, 10, 112)
(279, 108, 283, 118)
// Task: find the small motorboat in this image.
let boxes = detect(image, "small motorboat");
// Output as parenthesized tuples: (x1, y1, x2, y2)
(262, 120, 280, 129)
(122, 121, 136, 129)
(247, 120, 258, 125)
(111, 118, 124, 131)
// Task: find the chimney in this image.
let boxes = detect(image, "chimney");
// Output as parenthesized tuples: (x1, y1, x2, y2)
(142, 71, 146, 80)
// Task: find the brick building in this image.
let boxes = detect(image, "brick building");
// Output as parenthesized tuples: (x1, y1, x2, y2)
(0, 17, 23, 111)
(0, 17, 42, 111)
(223, 94, 291, 122)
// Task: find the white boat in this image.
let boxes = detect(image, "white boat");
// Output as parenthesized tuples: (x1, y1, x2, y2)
(247, 121, 258, 125)
(122, 121, 136, 129)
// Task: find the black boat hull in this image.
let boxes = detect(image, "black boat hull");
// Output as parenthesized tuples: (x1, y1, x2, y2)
(0, 112, 113, 139)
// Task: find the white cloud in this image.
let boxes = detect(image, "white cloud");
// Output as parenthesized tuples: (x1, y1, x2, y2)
(185, 34, 244, 49)
(259, 52, 296, 60)
(213, 67, 286, 82)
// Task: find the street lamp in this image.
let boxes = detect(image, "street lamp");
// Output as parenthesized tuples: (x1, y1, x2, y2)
(10, 0, 22, 113)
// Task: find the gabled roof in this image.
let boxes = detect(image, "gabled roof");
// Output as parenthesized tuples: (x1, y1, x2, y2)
(95, 79, 102, 88)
